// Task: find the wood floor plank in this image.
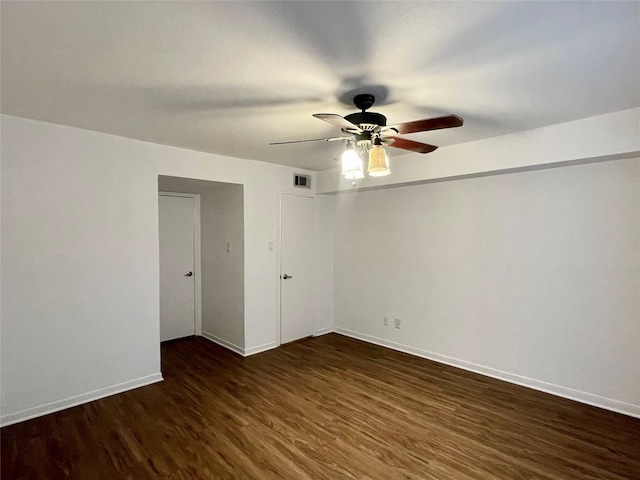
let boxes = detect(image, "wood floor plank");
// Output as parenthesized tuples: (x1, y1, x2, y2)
(2, 334, 639, 479)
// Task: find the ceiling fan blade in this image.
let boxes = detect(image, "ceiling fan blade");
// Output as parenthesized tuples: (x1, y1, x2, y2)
(313, 113, 361, 132)
(386, 115, 463, 135)
(270, 136, 350, 145)
(385, 136, 439, 154)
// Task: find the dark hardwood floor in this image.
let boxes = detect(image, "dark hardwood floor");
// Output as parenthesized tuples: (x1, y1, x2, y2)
(2, 334, 639, 479)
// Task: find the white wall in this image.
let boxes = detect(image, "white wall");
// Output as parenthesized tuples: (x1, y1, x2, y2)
(317, 108, 640, 194)
(0, 115, 320, 425)
(333, 157, 640, 417)
(200, 183, 244, 349)
(313, 194, 335, 335)
(1, 116, 161, 425)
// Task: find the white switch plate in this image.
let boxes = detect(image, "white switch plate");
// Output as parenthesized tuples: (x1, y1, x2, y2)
(268, 241, 275, 252)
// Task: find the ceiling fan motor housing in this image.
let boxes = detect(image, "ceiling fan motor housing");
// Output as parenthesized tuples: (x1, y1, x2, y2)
(345, 93, 387, 130)
(344, 111, 387, 128)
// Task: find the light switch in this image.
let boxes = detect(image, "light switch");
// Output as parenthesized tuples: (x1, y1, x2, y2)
(268, 241, 275, 252)
(226, 242, 231, 253)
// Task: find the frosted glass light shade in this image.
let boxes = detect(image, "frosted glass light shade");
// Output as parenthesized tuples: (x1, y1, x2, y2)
(367, 145, 390, 177)
(341, 149, 364, 180)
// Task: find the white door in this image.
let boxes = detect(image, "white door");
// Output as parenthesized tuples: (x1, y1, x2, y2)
(280, 194, 314, 344)
(159, 194, 196, 341)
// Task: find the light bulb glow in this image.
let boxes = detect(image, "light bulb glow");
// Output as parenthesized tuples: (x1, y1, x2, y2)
(341, 148, 364, 180)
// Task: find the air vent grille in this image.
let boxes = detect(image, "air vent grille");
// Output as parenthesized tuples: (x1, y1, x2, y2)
(293, 174, 311, 189)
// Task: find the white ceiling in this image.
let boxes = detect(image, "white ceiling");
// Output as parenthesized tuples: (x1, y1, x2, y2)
(2, 1, 639, 171)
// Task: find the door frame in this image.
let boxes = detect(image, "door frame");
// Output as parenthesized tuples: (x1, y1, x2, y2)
(277, 192, 314, 346)
(159, 191, 202, 336)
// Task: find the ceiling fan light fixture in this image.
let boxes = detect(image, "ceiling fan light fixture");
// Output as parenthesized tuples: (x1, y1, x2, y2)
(367, 138, 390, 177)
(271, 94, 462, 180)
(341, 147, 364, 180)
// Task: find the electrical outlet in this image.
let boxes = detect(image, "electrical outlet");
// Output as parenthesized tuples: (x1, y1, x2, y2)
(394, 318, 401, 329)
(383, 316, 389, 326)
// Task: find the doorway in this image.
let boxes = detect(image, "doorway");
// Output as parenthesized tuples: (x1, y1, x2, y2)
(158, 176, 245, 352)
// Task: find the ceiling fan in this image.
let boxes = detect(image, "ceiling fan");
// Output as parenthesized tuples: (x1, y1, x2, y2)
(270, 93, 463, 179)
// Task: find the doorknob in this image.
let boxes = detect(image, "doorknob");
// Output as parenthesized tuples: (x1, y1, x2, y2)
(282, 274, 293, 279)
(185, 271, 193, 277)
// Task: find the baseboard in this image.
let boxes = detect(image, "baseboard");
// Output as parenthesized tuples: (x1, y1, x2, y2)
(200, 332, 278, 357)
(313, 327, 333, 337)
(334, 328, 640, 419)
(0, 373, 163, 427)
(243, 341, 278, 357)
(200, 331, 245, 356)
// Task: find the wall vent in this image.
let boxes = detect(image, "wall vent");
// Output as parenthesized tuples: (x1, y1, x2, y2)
(293, 174, 311, 189)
